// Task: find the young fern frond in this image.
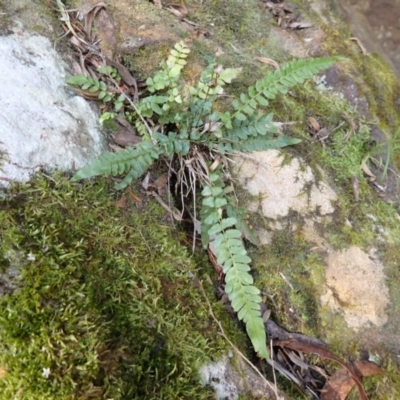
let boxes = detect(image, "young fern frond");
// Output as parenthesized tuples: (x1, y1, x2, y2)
(201, 169, 268, 359)
(146, 41, 191, 93)
(71, 141, 160, 189)
(230, 57, 344, 121)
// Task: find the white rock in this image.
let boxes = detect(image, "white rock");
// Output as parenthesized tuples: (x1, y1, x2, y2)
(0, 31, 106, 188)
(200, 357, 239, 400)
(321, 246, 390, 330)
(233, 150, 337, 219)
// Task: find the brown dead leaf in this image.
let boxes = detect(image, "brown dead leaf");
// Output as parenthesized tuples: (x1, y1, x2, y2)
(308, 116, 320, 132)
(0, 366, 6, 379)
(273, 339, 369, 400)
(313, 127, 330, 142)
(84, 2, 107, 41)
(105, 58, 138, 100)
(115, 195, 127, 208)
(113, 130, 142, 147)
(321, 361, 383, 400)
(255, 57, 280, 70)
(150, 172, 169, 192)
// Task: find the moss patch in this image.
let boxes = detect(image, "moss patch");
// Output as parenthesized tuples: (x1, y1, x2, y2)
(0, 174, 243, 399)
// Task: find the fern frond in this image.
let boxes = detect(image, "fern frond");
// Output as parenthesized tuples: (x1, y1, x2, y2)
(201, 170, 268, 359)
(224, 113, 276, 141)
(220, 135, 301, 153)
(146, 41, 191, 92)
(231, 57, 344, 121)
(71, 141, 159, 188)
(155, 132, 190, 158)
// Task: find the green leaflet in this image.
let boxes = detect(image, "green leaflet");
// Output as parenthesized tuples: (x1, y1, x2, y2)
(71, 141, 159, 189)
(230, 56, 344, 122)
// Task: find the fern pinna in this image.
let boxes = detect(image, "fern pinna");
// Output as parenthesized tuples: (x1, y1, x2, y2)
(200, 169, 268, 358)
(71, 39, 343, 359)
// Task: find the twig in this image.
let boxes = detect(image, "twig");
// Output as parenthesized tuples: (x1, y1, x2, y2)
(350, 37, 369, 56)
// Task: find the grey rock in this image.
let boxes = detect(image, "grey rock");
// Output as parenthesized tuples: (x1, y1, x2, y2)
(0, 29, 106, 188)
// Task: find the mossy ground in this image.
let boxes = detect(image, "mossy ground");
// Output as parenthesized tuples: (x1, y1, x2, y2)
(0, 174, 249, 399)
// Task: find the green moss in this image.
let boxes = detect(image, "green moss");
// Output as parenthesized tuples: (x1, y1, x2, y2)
(252, 224, 326, 336)
(0, 174, 243, 399)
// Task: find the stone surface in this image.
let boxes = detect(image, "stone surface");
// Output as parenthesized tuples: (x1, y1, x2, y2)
(302, 219, 391, 335)
(332, 0, 400, 79)
(321, 246, 390, 330)
(200, 355, 290, 400)
(233, 150, 337, 219)
(0, 28, 106, 188)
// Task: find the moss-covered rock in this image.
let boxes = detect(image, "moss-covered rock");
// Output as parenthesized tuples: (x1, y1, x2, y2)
(0, 174, 236, 399)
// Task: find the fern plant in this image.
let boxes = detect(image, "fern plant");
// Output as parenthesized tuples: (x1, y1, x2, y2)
(71, 40, 343, 359)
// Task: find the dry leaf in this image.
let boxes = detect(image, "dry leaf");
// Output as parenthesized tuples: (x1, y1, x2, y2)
(113, 130, 142, 147)
(361, 159, 376, 180)
(115, 195, 127, 208)
(321, 361, 383, 400)
(105, 57, 138, 96)
(313, 127, 330, 141)
(274, 339, 369, 400)
(255, 56, 280, 70)
(308, 116, 320, 131)
(84, 2, 107, 40)
(0, 366, 6, 379)
(150, 172, 169, 192)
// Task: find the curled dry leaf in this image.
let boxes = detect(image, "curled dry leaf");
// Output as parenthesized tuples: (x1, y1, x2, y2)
(255, 57, 280, 70)
(105, 57, 139, 100)
(321, 361, 384, 400)
(273, 339, 369, 400)
(361, 159, 376, 180)
(84, 2, 107, 41)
